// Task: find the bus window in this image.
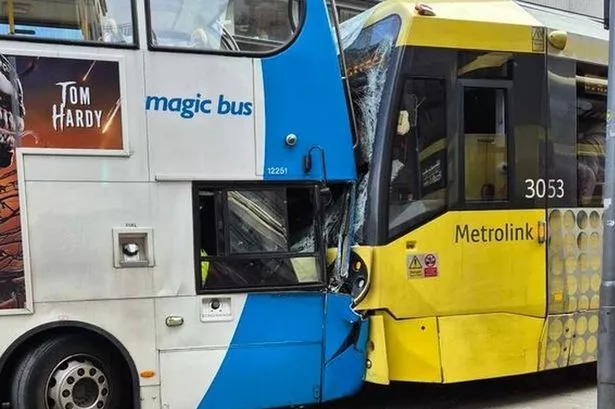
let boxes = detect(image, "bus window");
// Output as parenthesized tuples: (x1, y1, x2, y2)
(148, 0, 297, 53)
(196, 185, 322, 291)
(576, 63, 606, 208)
(464, 87, 509, 202)
(0, 0, 134, 44)
(388, 78, 447, 237)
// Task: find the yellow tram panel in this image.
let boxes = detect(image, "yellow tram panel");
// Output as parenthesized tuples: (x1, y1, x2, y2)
(361, 0, 544, 54)
(438, 313, 544, 382)
(357, 209, 546, 319)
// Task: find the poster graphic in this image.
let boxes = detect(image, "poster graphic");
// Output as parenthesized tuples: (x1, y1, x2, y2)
(0, 54, 122, 310)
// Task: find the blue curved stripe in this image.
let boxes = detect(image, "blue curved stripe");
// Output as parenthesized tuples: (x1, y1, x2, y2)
(322, 293, 369, 402)
(260, 0, 356, 182)
(198, 292, 369, 409)
(198, 293, 325, 409)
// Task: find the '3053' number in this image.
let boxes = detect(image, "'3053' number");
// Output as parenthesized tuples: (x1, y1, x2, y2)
(524, 178, 565, 199)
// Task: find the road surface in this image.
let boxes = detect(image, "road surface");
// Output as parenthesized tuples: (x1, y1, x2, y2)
(321, 364, 597, 408)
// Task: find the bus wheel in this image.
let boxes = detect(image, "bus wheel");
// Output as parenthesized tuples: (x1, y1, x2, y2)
(9, 334, 130, 409)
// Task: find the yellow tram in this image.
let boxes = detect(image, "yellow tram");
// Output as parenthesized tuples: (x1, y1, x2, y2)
(340, 0, 607, 384)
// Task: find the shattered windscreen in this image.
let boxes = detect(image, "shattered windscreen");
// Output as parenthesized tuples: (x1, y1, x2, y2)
(327, 12, 402, 244)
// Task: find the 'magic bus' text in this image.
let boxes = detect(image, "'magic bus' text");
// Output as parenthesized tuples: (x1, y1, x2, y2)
(145, 93, 253, 118)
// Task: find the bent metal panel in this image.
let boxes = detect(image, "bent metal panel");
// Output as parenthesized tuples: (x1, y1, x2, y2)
(0, 53, 123, 310)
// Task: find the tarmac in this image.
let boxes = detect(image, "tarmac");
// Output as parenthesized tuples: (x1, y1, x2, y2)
(320, 364, 597, 409)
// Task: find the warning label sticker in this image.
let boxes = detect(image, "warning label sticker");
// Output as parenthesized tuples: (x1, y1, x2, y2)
(406, 253, 439, 279)
(531, 26, 545, 52)
(407, 255, 423, 279)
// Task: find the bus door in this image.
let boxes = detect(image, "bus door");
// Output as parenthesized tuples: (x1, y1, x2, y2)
(541, 54, 605, 370)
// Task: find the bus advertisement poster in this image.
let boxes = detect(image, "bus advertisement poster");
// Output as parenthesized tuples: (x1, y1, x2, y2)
(0, 53, 123, 310)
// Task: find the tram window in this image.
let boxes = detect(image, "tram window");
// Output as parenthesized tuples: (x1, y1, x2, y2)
(0, 0, 134, 44)
(388, 78, 447, 237)
(458, 51, 513, 80)
(326, 4, 362, 24)
(464, 87, 508, 202)
(576, 64, 606, 207)
(195, 185, 322, 291)
(148, 0, 299, 53)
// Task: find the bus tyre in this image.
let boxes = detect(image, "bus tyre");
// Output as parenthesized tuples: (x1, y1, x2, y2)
(9, 334, 130, 409)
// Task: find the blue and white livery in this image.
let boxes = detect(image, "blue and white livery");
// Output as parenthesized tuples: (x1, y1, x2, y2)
(0, 0, 369, 408)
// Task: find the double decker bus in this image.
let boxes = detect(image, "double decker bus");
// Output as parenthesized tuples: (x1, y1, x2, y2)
(0, 0, 369, 408)
(339, 0, 608, 385)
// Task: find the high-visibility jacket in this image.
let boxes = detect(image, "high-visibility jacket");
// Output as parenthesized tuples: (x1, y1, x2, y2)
(200, 249, 210, 283)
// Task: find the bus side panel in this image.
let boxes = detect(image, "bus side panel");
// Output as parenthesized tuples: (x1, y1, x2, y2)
(321, 293, 369, 402)
(194, 293, 325, 409)
(258, 0, 357, 183)
(24, 181, 196, 301)
(0, 299, 158, 386)
(144, 53, 258, 182)
(158, 293, 327, 409)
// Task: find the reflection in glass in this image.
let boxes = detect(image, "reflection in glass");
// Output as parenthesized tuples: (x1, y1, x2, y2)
(228, 190, 288, 254)
(148, 0, 297, 52)
(204, 256, 320, 289)
(458, 51, 512, 80)
(287, 187, 316, 253)
(546, 57, 577, 208)
(199, 192, 220, 256)
(326, 4, 362, 25)
(197, 185, 322, 290)
(576, 64, 606, 208)
(388, 78, 447, 236)
(464, 87, 508, 202)
(0, 0, 134, 44)
(289, 257, 319, 282)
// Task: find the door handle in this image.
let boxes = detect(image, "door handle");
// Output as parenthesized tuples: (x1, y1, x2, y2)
(537, 220, 546, 244)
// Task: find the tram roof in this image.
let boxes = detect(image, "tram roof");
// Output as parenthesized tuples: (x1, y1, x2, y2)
(354, 0, 608, 65)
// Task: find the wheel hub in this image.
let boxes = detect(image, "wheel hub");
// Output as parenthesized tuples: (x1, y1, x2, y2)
(46, 356, 109, 409)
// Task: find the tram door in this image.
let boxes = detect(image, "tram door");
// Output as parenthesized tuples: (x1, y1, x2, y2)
(456, 51, 548, 377)
(458, 50, 547, 318)
(541, 54, 605, 370)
